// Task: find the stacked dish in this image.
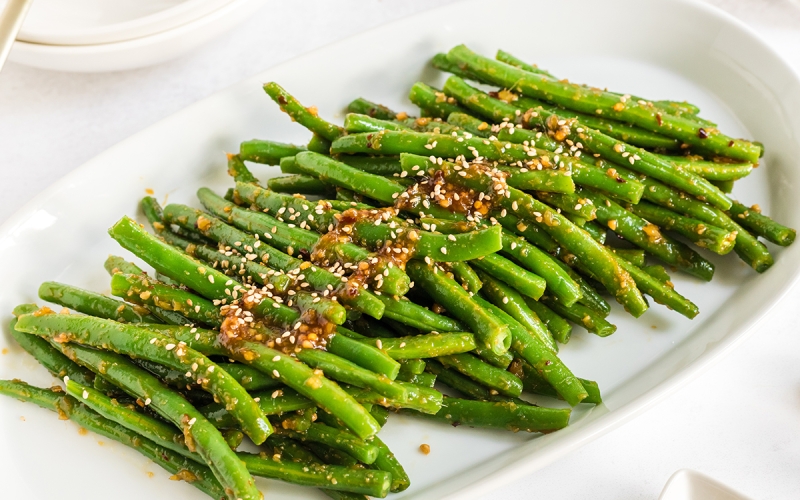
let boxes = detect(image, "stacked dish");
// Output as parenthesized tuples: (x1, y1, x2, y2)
(5, 0, 265, 72)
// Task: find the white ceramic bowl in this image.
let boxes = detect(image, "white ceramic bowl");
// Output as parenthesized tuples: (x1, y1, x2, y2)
(7, 0, 265, 72)
(13, 0, 233, 46)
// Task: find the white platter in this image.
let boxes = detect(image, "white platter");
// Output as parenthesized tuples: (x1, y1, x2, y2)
(1, 0, 800, 498)
(7, 0, 265, 72)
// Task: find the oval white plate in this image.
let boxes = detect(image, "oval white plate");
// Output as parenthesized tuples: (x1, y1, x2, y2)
(11, 0, 232, 46)
(1, 0, 799, 498)
(7, 0, 265, 72)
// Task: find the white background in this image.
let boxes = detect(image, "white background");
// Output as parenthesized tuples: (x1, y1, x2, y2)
(1, 1, 799, 498)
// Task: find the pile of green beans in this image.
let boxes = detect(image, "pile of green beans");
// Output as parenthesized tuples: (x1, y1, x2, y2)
(3, 45, 794, 500)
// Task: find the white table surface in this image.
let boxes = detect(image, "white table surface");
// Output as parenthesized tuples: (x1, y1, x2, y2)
(1, 1, 799, 498)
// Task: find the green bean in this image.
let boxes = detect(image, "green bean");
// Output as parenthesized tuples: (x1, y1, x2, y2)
(496, 165, 577, 194)
(104, 255, 145, 276)
(0, 380, 226, 498)
(263, 82, 343, 141)
(347, 97, 398, 120)
(295, 348, 408, 400)
(576, 189, 715, 280)
(142, 198, 291, 293)
(470, 253, 546, 300)
(728, 201, 796, 246)
(510, 358, 602, 405)
(476, 272, 557, 352)
(111, 273, 222, 327)
(278, 423, 379, 464)
(535, 191, 597, 220)
(492, 211, 559, 253)
(244, 451, 390, 497)
(446, 45, 759, 163)
(448, 261, 483, 293)
(202, 388, 314, 428)
(401, 153, 643, 313)
(629, 201, 737, 255)
(446, 111, 492, 137)
(407, 260, 511, 355)
(521, 298, 573, 344)
(398, 371, 437, 387)
(163, 204, 383, 320)
(541, 297, 617, 337)
(9, 312, 95, 386)
(609, 248, 646, 267)
(38, 281, 158, 324)
(343, 384, 442, 415)
(643, 264, 672, 283)
(276, 407, 317, 432)
(611, 165, 774, 272)
(711, 179, 734, 193)
(240, 139, 307, 165)
(425, 359, 500, 400)
(344, 113, 410, 133)
(308, 134, 333, 154)
(201, 187, 410, 297)
(376, 294, 465, 332)
(294, 151, 406, 205)
(109, 215, 299, 324)
(438, 353, 522, 397)
(612, 255, 699, 319)
(137, 324, 380, 440)
(53, 341, 259, 499)
(407, 397, 570, 433)
(656, 155, 753, 181)
(233, 181, 504, 263)
(473, 297, 587, 405)
(408, 82, 468, 119)
(399, 359, 426, 377)
(279, 155, 304, 174)
(16, 311, 272, 445)
(327, 331, 400, 380)
(581, 220, 608, 244)
(268, 174, 335, 196)
(359, 332, 477, 359)
(337, 155, 402, 176)
(494, 49, 555, 77)
(371, 436, 410, 492)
